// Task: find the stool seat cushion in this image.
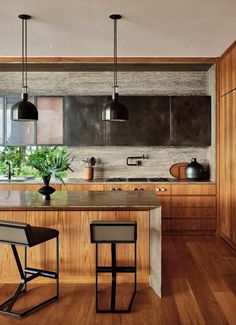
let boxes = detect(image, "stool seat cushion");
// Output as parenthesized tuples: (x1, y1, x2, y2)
(29, 226, 59, 247)
(90, 221, 137, 243)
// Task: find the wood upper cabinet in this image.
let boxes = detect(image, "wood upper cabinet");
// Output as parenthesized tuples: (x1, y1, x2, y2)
(64, 96, 106, 146)
(105, 96, 170, 146)
(220, 42, 236, 96)
(170, 96, 211, 146)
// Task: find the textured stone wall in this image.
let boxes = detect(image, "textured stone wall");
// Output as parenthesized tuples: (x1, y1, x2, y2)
(68, 146, 210, 179)
(0, 71, 207, 96)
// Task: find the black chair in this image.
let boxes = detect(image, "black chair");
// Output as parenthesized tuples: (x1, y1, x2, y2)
(0, 220, 59, 317)
(90, 220, 137, 313)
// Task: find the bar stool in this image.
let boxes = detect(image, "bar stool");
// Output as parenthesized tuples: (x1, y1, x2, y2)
(90, 220, 137, 313)
(0, 220, 59, 317)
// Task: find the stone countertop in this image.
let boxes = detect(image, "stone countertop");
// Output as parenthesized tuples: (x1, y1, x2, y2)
(0, 190, 161, 211)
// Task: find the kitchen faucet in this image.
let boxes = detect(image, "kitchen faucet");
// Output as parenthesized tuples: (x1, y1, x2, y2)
(5, 161, 13, 180)
(126, 155, 146, 166)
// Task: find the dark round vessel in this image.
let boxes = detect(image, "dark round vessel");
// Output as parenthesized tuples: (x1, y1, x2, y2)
(185, 158, 204, 181)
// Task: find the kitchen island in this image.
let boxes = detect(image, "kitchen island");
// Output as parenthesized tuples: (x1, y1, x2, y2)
(0, 190, 162, 296)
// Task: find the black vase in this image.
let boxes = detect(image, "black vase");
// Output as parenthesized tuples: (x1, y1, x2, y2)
(38, 175, 56, 200)
(185, 158, 204, 181)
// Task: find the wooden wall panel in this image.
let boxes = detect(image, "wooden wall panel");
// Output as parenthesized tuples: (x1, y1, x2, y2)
(219, 91, 236, 244)
(218, 40, 236, 249)
(220, 42, 236, 95)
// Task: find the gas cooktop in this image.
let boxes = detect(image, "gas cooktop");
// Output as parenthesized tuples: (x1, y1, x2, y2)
(105, 177, 169, 182)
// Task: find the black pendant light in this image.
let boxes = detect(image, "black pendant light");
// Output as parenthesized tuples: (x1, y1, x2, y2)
(11, 14, 38, 121)
(102, 14, 129, 122)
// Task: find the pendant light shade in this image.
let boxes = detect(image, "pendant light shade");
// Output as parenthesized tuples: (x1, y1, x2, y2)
(102, 14, 128, 122)
(11, 14, 38, 121)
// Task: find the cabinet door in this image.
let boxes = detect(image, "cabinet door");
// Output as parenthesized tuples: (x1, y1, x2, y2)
(105, 96, 170, 145)
(64, 96, 106, 145)
(36, 97, 63, 145)
(5, 97, 35, 145)
(170, 96, 211, 146)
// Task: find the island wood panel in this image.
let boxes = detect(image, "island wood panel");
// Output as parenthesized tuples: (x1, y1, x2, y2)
(219, 90, 236, 248)
(220, 41, 236, 95)
(0, 209, 150, 283)
(171, 184, 216, 195)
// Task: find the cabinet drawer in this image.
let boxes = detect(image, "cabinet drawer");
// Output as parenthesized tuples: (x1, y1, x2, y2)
(103, 184, 171, 195)
(172, 184, 216, 195)
(171, 219, 216, 231)
(172, 196, 216, 208)
(172, 207, 216, 219)
(64, 184, 104, 191)
(162, 219, 172, 231)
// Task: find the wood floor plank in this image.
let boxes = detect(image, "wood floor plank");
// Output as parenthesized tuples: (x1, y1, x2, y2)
(172, 278, 205, 325)
(214, 291, 236, 325)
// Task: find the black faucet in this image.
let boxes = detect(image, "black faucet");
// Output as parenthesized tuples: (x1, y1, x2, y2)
(126, 155, 145, 166)
(5, 161, 13, 180)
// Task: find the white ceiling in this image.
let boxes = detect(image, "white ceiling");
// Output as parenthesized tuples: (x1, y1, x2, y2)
(0, 0, 235, 58)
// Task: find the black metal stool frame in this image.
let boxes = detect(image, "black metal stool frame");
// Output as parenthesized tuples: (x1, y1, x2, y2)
(0, 224, 59, 318)
(91, 222, 137, 313)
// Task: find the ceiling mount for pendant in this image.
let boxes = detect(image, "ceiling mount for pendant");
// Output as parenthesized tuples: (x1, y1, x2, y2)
(11, 14, 38, 121)
(102, 14, 129, 122)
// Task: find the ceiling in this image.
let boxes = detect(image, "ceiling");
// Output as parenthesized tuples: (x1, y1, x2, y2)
(0, 0, 235, 58)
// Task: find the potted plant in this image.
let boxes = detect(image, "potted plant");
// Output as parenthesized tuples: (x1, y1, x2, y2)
(27, 147, 74, 199)
(81, 157, 96, 181)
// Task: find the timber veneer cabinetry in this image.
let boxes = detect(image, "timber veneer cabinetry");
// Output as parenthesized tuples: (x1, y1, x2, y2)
(171, 184, 216, 233)
(219, 41, 236, 249)
(220, 41, 236, 96)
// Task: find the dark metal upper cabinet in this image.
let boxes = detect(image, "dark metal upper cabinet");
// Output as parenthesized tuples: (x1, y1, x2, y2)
(64, 96, 106, 146)
(170, 96, 211, 146)
(105, 96, 170, 146)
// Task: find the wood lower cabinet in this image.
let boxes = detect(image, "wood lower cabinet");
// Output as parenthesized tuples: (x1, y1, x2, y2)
(171, 184, 216, 233)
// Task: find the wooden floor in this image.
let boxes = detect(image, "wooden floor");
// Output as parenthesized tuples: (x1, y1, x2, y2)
(0, 235, 236, 325)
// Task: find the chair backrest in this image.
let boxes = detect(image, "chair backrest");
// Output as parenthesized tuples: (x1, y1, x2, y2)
(90, 221, 137, 243)
(0, 220, 31, 246)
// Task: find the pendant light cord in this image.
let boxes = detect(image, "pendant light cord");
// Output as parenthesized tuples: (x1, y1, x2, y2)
(114, 18, 118, 91)
(21, 17, 28, 92)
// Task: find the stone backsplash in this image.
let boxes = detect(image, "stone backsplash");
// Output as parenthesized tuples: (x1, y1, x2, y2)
(68, 146, 212, 180)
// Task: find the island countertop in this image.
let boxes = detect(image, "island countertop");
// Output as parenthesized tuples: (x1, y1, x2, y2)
(0, 190, 161, 211)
